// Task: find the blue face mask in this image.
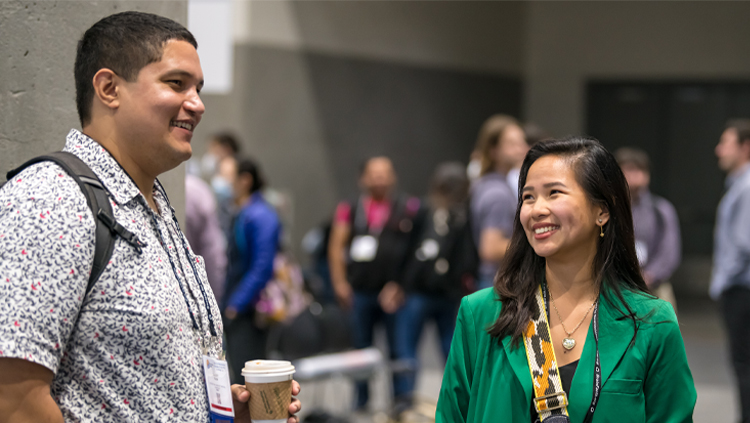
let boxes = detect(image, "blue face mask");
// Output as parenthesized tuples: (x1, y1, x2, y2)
(201, 153, 219, 178)
(211, 175, 232, 201)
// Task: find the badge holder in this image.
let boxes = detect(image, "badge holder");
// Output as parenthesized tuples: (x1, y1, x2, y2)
(203, 354, 235, 423)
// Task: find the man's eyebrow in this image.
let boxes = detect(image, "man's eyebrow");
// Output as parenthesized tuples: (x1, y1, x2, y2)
(163, 69, 200, 81)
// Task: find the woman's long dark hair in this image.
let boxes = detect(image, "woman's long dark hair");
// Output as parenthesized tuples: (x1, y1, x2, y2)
(488, 136, 649, 346)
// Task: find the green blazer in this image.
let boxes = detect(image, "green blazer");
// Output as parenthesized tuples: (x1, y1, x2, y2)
(436, 287, 696, 422)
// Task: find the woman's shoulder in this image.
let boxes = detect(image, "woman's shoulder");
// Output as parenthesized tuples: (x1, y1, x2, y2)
(618, 288, 677, 323)
(461, 287, 503, 319)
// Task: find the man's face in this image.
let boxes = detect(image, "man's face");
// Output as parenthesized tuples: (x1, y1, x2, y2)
(716, 128, 748, 173)
(115, 40, 205, 175)
(620, 163, 650, 200)
(361, 158, 396, 200)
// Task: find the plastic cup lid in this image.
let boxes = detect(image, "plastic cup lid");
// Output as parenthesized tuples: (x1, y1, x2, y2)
(241, 360, 296, 378)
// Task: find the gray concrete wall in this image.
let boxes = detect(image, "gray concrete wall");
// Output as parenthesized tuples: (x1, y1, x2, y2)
(0, 0, 187, 221)
(194, 0, 526, 257)
(525, 1, 750, 137)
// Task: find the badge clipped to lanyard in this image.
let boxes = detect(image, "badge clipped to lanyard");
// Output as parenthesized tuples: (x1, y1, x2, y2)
(203, 354, 235, 423)
(350, 235, 379, 262)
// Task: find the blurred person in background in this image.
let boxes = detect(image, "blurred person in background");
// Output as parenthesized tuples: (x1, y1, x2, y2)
(185, 173, 227, 304)
(470, 115, 527, 289)
(222, 157, 281, 383)
(711, 119, 750, 423)
(393, 162, 478, 417)
(198, 132, 241, 237)
(615, 147, 681, 312)
(327, 156, 420, 410)
(507, 122, 549, 194)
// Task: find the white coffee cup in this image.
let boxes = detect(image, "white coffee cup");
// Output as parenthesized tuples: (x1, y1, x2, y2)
(241, 360, 296, 423)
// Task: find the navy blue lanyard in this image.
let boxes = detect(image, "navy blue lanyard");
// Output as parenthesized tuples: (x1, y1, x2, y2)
(138, 192, 219, 337)
(542, 282, 601, 423)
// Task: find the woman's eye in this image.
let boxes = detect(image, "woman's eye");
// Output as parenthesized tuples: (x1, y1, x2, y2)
(522, 194, 534, 201)
(550, 189, 562, 195)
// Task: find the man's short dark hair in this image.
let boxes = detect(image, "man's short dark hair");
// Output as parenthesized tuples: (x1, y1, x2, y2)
(74, 11, 198, 127)
(237, 157, 266, 194)
(212, 132, 241, 155)
(614, 147, 650, 173)
(726, 119, 750, 146)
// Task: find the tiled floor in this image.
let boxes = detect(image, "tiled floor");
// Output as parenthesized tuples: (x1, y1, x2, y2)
(296, 295, 738, 422)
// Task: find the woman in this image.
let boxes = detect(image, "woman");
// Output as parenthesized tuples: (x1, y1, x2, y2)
(222, 158, 281, 384)
(436, 137, 696, 422)
(470, 114, 528, 290)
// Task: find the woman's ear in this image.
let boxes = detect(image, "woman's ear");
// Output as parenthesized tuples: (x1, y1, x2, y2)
(597, 205, 610, 227)
(91, 68, 120, 110)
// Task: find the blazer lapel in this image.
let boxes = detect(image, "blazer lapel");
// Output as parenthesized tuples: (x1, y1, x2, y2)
(566, 291, 637, 421)
(597, 292, 638, 385)
(501, 334, 533, 402)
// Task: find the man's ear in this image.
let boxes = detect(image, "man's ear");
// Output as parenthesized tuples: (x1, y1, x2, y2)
(91, 68, 121, 110)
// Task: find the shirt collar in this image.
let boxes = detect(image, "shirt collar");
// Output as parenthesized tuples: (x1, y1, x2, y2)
(62, 129, 142, 205)
(726, 163, 750, 190)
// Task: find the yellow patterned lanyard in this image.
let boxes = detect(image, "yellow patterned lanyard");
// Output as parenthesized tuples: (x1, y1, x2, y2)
(523, 285, 570, 421)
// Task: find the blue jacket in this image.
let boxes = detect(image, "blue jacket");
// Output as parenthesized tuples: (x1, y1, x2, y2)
(223, 192, 281, 313)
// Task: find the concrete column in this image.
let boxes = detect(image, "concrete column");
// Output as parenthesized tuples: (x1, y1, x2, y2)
(0, 0, 188, 221)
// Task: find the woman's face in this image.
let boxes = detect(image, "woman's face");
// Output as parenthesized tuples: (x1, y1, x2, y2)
(493, 124, 528, 170)
(520, 155, 608, 264)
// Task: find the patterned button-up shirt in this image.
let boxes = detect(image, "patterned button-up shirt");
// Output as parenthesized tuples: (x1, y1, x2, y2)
(0, 129, 223, 422)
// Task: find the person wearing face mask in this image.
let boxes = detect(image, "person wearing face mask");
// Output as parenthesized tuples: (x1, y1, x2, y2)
(327, 156, 420, 411)
(436, 137, 695, 422)
(199, 132, 241, 238)
(615, 148, 681, 313)
(470, 115, 528, 290)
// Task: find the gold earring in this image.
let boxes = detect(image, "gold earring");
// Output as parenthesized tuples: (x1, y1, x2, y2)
(599, 219, 604, 237)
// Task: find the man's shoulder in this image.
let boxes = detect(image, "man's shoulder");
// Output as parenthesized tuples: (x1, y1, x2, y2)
(2, 161, 87, 206)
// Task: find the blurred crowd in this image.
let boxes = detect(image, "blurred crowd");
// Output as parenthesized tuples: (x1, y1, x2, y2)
(183, 114, 690, 420)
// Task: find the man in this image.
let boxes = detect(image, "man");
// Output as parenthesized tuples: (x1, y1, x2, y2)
(0, 12, 300, 422)
(328, 156, 419, 410)
(615, 147, 681, 312)
(712, 119, 750, 423)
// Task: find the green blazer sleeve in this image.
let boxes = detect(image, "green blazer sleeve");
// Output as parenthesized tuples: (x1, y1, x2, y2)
(436, 294, 478, 423)
(644, 302, 697, 423)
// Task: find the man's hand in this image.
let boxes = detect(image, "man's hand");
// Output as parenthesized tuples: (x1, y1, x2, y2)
(231, 380, 301, 423)
(333, 280, 354, 310)
(378, 281, 405, 314)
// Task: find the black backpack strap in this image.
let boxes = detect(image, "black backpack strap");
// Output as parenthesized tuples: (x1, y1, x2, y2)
(6, 152, 143, 298)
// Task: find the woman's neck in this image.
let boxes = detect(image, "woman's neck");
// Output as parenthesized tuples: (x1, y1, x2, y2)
(545, 256, 598, 303)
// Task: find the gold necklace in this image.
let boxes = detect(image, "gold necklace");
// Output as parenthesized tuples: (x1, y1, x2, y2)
(549, 291, 597, 352)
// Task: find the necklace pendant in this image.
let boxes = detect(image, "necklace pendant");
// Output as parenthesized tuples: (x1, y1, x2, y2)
(562, 337, 576, 350)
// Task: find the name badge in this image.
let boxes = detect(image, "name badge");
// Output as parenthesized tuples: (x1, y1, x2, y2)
(350, 235, 379, 262)
(202, 355, 235, 422)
